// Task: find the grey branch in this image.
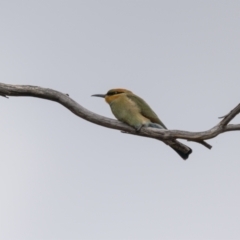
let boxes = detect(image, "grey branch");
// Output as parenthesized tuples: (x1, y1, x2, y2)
(0, 82, 240, 152)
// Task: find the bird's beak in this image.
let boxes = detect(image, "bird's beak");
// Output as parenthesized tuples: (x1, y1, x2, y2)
(91, 94, 106, 98)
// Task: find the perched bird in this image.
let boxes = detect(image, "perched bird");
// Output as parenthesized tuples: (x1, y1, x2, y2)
(92, 88, 192, 160)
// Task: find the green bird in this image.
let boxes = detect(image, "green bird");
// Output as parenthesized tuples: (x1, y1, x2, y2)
(92, 88, 192, 160)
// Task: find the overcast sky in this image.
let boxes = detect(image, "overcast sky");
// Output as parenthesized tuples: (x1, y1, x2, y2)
(0, 1, 240, 240)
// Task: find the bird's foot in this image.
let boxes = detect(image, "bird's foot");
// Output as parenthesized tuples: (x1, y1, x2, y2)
(135, 126, 142, 132)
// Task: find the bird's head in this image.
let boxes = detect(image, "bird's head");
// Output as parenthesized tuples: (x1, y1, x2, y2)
(92, 88, 132, 104)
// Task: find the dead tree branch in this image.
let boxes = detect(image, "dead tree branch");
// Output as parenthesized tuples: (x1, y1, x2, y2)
(0, 83, 239, 152)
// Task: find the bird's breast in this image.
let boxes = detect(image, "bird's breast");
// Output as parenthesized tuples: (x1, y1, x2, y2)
(109, 95, 150, 127)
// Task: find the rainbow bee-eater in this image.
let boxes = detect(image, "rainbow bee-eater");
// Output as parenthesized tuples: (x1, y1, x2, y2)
(92, 88, 192, 160)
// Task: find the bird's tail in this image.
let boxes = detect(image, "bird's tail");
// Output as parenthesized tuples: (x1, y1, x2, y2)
(169, 140, 192, 160)
(147, 123, 192, 160)
(170, 146, 192, 160)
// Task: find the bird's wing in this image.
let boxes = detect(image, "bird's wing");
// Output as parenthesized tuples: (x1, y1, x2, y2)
(126, 94, 167, 129)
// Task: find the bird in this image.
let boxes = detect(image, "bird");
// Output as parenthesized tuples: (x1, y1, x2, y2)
(92, 88, 192, 160)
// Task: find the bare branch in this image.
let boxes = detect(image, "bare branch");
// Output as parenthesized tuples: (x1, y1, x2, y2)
(218, 103, 240, 126)
(0, 82, 239, 154)
(191, 140, 212, 149)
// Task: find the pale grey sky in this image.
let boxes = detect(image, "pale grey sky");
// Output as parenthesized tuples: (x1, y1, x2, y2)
(0, 1, 240, 240)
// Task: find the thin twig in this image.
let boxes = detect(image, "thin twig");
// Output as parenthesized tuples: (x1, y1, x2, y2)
(219, 104, 240, 126)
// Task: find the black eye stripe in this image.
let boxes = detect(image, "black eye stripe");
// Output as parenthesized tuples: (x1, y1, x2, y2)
(106, 91, 123, 96)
